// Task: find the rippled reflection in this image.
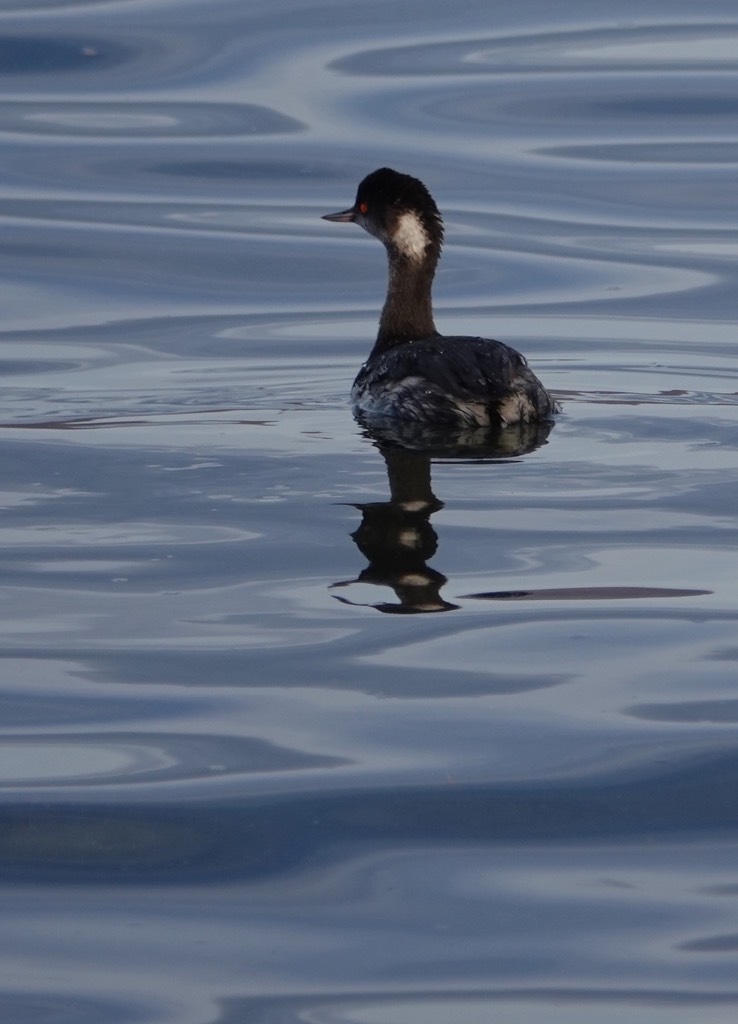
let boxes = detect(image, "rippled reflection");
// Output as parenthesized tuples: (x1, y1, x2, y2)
(333, 424, 553, 612)
(335, 426, 713, 613)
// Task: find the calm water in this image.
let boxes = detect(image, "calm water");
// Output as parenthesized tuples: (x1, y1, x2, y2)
(2, 0, 738, 1020)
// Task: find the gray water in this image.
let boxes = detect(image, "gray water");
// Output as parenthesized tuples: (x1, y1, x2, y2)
(2, 0, 738, 1021)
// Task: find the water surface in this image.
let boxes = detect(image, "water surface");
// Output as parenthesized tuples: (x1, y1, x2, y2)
(1, 0, 738, 1021)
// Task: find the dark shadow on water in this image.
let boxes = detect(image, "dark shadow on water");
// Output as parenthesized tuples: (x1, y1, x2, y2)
(219, 990, 738, 1024)
(5, 747, 738, 883)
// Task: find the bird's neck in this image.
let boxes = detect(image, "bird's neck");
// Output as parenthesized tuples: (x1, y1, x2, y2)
(373, 248, 439, 355)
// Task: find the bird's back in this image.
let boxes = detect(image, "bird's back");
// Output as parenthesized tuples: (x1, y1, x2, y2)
(352, 335, 557, 428)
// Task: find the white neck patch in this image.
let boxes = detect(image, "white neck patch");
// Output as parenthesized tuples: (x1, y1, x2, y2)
(393, 210, 430, 261)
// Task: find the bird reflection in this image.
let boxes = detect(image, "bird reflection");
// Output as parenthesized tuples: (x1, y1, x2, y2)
(331, 419, 553, 614)
(332, 417, 711, 614)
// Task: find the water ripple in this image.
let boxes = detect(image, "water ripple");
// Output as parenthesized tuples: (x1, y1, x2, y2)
(0, 34, 131, 74)
(0, 732, 344, 789)
(541, 142, 738, 166)
(330, 22, 738, 76)
(1, 2, 738, 1017)
(0, 101, 304, 139)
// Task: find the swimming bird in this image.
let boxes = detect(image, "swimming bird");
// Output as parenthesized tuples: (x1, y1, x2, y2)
(323, 167, 558, 428)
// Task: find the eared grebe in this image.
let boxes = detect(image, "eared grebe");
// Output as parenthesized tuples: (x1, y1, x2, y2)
(323, 167, 558, 428)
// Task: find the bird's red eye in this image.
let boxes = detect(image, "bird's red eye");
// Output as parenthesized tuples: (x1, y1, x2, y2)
(359, 202, 368, 214)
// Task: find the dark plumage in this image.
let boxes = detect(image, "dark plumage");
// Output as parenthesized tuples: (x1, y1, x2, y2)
(323, 167, 558, 429)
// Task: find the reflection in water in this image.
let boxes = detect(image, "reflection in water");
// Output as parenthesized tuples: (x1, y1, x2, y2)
(335, 445, 452, 614)
(333, 421, 552, 613)
(465, 585, 711, 601)
(353, 415, 554, 457)
(336, 419, 710, 612)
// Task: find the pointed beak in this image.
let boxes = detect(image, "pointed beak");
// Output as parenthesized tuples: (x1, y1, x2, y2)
(322, 207, 355, 223)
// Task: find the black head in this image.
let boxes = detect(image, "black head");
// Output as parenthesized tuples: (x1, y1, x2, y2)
(323, 167, 444, 258)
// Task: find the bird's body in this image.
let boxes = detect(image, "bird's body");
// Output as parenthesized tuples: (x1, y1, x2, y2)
(323, 168, 558, 429)
(352, 334, 551, 427)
